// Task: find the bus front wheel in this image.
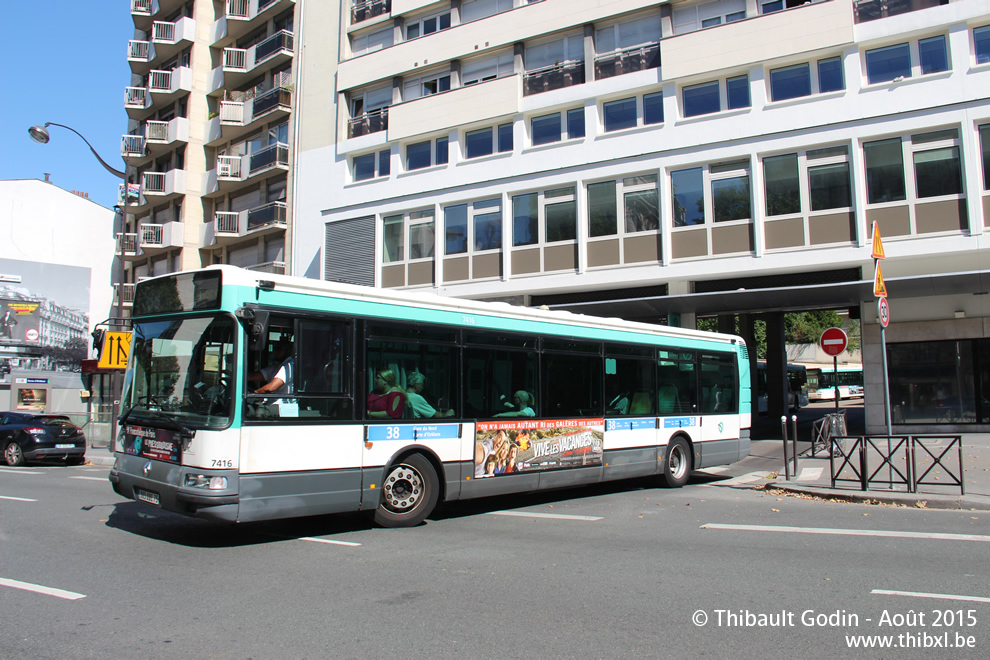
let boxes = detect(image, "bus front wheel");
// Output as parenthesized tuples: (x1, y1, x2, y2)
(374, 453, 439, 528)
(661, 437, 691, 488)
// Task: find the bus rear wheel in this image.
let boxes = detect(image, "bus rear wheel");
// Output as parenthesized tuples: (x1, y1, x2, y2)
(374, 453, 439, 528)
(661, 437, 691, 488)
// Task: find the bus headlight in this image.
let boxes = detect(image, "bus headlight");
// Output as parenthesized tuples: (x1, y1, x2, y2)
(184, 474, 228, 490)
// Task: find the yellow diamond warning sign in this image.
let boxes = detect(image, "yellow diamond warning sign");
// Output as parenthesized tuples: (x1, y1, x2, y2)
(873, 261, 887, 298)
(98, 332, 131, 370)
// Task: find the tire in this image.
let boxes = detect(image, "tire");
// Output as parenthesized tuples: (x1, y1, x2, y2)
(4, 442, 25, 467)
(661, 437, 691, 488)
(373, 453, 439, 528)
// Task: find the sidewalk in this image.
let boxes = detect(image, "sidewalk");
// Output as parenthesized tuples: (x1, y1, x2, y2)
(722, 403, 990, 510)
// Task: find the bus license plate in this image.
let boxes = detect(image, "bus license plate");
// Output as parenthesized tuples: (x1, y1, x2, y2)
(136, 489, 160, 506)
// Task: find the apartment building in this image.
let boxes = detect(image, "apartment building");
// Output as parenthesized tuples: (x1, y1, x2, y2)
(289, 0, 990, 433)
(118, 0, 298, 312)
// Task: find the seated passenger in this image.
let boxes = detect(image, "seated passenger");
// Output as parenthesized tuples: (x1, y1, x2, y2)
(367, 369, 405, 419)
(405, 371, 455, 419)
(494, 390, 536, 417)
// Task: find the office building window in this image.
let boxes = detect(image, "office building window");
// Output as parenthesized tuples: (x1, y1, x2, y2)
(919, 36, 948, 75)
(384, 209, 435, 264)
(807, 146, 851, 212)
(864, 138, 906, 204)
(406, 137, 447, 171)
(644, 92, 664, 125)
(405, 11, 451, 40)
(684, 76, 749, 117)
(976, 25, 990, 65)
(980, 123, 990, 190)
(461, 51, 514, 85)
(764, 154, 800, 216)
(353, 149, 392, 181)
(604, 98, 637, 132)
(763, 146, 852, 216)
(711, 162, 751, 222)
(864, 129, 962, 205)
(512, 186, 577, 246)
(865, 43, 911, 84)
(466, 128, 494, 159)
(770, 64, 811, 101)
(586, 175, 659, 238)
(818, 57, 844, 93)
(672, 161, 752, 226)
(498, 123, 514, 152)
(726, 75, 750, 110)
(567, 108, 585, 139)
(403, 71, 451, 101)
(445, 198, 502, 255)
(532, 113, 561, 146)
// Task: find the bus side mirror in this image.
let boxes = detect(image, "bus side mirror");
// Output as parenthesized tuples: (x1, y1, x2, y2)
(235, 308, 269, 352)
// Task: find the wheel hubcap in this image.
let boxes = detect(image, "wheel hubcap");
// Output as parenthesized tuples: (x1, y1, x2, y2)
(669, 445, 686, 479)
(383, 464, 422, 512)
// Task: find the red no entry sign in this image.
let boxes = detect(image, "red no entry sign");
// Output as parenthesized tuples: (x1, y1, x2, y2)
(820, 327, 848, 357)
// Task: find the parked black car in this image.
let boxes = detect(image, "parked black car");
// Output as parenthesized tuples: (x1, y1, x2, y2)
(1, 412, 86, 466)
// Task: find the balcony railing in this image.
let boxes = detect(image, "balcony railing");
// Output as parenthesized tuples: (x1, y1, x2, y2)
(128, 40, 151, 61)
(217, 155, 243, 178)
(853, 0, 947, 23)
(152, 21, 176, 43)
(352, 0, 390, 24)
(145, 120, 169, 141)
(249, 142, 289, 174)
(121, 135, 145, 157)
(245, 261, 286, 274)
(114, 283, 137, 306)
(348, 107, 388, 138)
(124, 87, 149, 109)
(252, 86, 291, 117)
(140, 224, 165, 247)
(255, 30, 294, 64)
(220, 101, 246, 123)
(132, 0, 153, 15)
(227, 0, 249, 18)
(116, 233, 138, 255)
(224, 48, 248, 71)
(215, 211, 240, 234)
(594, 43, 660, 80)
(523, 60, 585, 96)
(248, 201, 287, 230)
(142, 172, 167, 194)
(149, 69, 174, 91)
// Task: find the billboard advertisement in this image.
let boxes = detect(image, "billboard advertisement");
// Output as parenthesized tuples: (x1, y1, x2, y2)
(0, 300, 41, 343)
(475, 419, 605, 478)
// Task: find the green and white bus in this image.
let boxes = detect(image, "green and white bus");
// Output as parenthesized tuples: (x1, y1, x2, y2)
(109, 267, 751, 527)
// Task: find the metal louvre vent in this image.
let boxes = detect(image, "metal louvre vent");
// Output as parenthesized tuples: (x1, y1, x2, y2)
(694, 268, 861, 294)
(325, 217, 375, 287)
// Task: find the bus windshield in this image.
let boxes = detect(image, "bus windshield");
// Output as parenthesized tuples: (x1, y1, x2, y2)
(122, 315, 236, 429)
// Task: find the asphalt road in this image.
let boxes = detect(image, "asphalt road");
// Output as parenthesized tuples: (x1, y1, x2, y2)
(2, 462, 988, 659)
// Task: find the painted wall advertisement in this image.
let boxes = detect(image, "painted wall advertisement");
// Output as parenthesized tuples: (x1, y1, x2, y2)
(475, 419, 604, 478)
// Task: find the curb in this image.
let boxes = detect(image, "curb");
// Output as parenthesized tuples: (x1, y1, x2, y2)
(767, 482, 990, 510)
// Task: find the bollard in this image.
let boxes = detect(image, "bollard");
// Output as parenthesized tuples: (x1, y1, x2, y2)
(790, 415, 798, 477)
(781, 416, 790, 480)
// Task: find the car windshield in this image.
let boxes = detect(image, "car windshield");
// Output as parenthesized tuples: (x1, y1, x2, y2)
(122, 315, 236, 429)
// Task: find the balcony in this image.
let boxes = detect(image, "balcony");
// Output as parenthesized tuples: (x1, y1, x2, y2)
(141, 169, 187, 203)
(249, 142, 289, 175)
(115, 233, 139, 257)
(594, 43, 660, 81)
(352, 0, 390, 25)
(138, 221, 184, 254)
(130, 0, 160, 31)
(204, 202, 288, 246)
(124, 87, 151, 114)
(121, 134, 145, 158)
(348, 107, 388, 138)
(148, 17, 196, 61)
(205, 144, 288, 196)
(853, 0, 947, 23)
(523, 60, 585, 96)
(214, 30, 294, 92)
(148, 67, 192, 98)
(127, 40, 155, 67)
(213, 0, 296, 46)
(113, 283, 137, 308)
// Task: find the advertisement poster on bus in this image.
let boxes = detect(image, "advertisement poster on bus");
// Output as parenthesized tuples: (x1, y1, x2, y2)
(475, 419, 604, 478)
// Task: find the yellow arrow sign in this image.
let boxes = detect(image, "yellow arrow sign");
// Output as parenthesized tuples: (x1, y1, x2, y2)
(871, 221, 885, 260)
(874, 261, 887, 298)
(97, 332, 132, 369)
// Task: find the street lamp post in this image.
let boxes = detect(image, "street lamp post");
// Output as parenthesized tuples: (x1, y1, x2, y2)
(29, 121, 131, 448)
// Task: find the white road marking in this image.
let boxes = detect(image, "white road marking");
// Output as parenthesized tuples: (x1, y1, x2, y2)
(0, 577, 86, 600)
(70, 476, 108, 482)
(487, 511, 603, 521)
(0, 495, 37, 502)
(796, 467, 824, 481)
(872, 589, 990, 604)
(701, 523, 990, 543)
(713, 472, 767, 486)
(298, 537, 362, 547)
(0, 468, 42, 475)
(702, 466, 730, 474)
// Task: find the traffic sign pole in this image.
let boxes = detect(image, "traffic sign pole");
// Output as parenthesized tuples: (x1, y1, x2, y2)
(872, 221, 892, 436)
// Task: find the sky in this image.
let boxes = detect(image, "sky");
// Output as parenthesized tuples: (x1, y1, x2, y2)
(0, 3, 135, 210)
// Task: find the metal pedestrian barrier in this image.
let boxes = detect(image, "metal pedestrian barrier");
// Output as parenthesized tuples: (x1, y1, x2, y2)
(828, 435, 964, 494)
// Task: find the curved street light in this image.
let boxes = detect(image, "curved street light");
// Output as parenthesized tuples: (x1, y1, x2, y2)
(28, 122, 127, 180)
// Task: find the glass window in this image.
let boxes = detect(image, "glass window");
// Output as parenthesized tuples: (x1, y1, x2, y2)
(976, 25, 990, 65)
(605, 357, 656, 416)
(770, 64, 811, 102)
(888, 340, 979, 424)
(498, 123, 513, 152)
(512, 193, 538, 246)
(588, 181, 617, 237)
(726, 75, 750, 110)
(818, 57, 844, 93)
(865, 43, 911, 84)
(532, 113, 561, 145)
(864, 138, 906, 203)
(701, 353, 737, 413)
(466, 128, 493, 159)
(914, 146, 962, 198)
(604, 97, 637, 132)
(436, 137, 449, 165)
(473, 199, 502, 251)
(657, 351, 696, 414)
(567, 108, 585, 139)
(383, 215, 403, 262)
(542, 350, 603, 417)
(684, 81, 720, 117)
(546, 188, 577, 242)
(407, 141, 432, 170)
(624, 186, 659, 232)
(463, 345, 536, 419)
(643, 92, 664, 125)
(354, 153, 375, 181)
(462, 51, 515, 85)
(919, 35, 948, 75)
(366, 339, 458, 420)
(809, 162, 851, 211)
(761, 0, 783, 13)
(444, 204, 468, 254)
(763, 154, 800, 216)
(378, 150, 391, 177)
(711, 173, 751, 222)
(408, 210, 435, 259)
(671, 168, 704, 226)
(980, 124, 990, 190)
